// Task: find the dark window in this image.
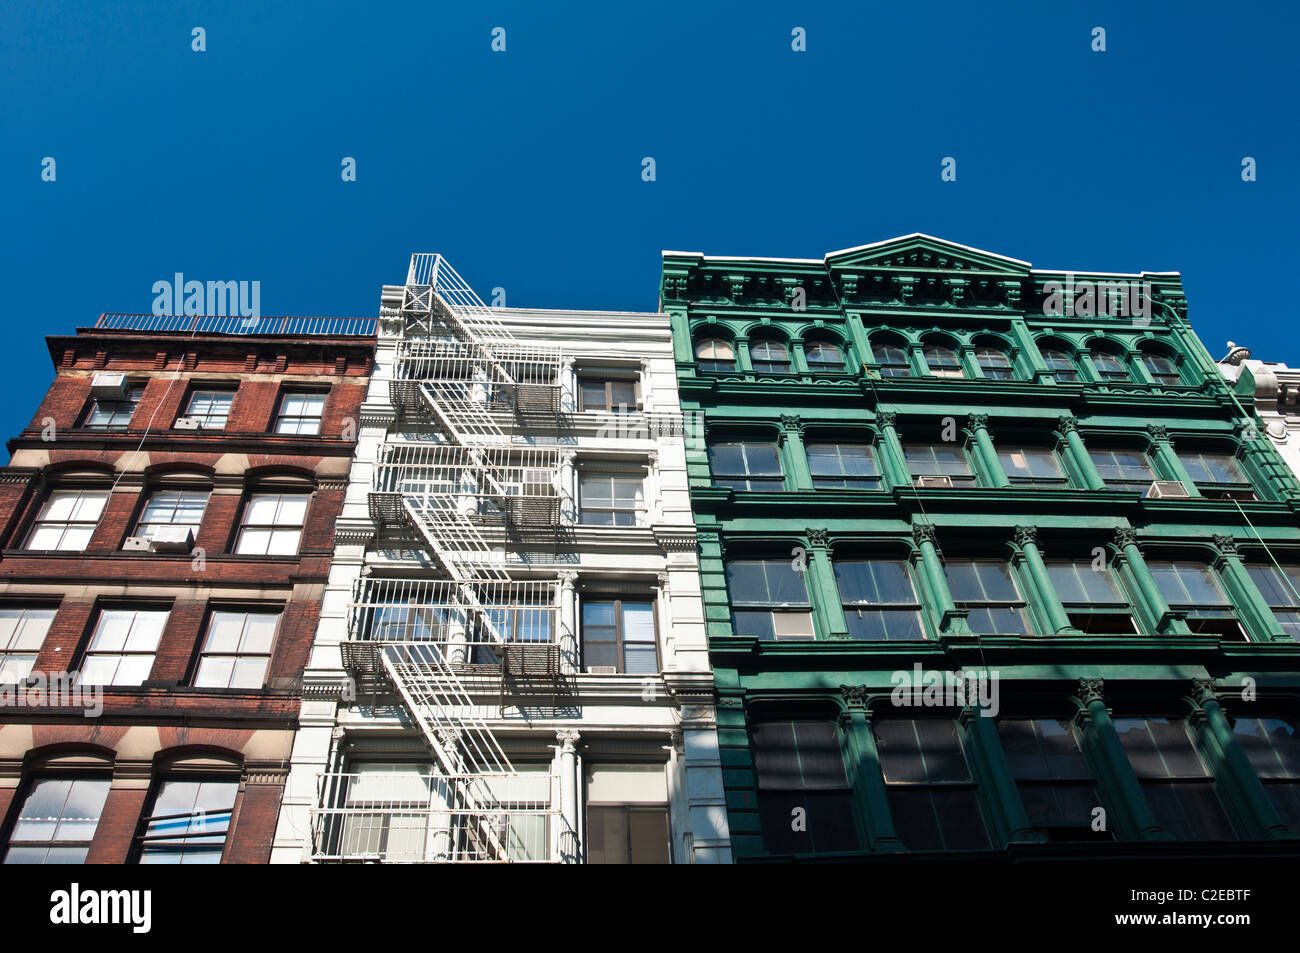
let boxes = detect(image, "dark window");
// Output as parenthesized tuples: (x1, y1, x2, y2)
(806, 443, 881, 489)
(581, 599, 657, 674)
(1142, 352, 1181, 385)
(975, 346, 1015, 380)
(998, 718, 1110, 841)
(1089, 350, 1130, 383)
(873, 343, 911, 378)
(1040, 348, 1079, 382)
(1113, 718, 1236, 840)
(578, 473, 644, 526)
(3, 777, 111, 864)
(694, 339, 734, 372)
(84, 384, 143, 431)
(1045, 559, 1137, 635)
(136, 778, 238, 864)
(923, 344, 964, 378)
(833, 560, 925, 640)
(753, 721, 859, 854)
(578, 377, 637, 413)
(708, 441, 783, 490)
(946, 560, 1029, 635)
(750, 339, 791, 374)
(805, 341, 845, 373)
(726, 558, 814, 640)
(1231, 716, 1300, 827)
(1148, 561, 1245, 639)
(876, 719, 989, 851)
(904, 443, 975, 487)
(1178, 450, 1254, 500)
(1089, 448, 1157, 492)
(182, 389, 235, 429)
(586, 806, 669, 864)
(1245, 563, 1300, 640)
(997, 446, 1068, 487)
(275, 392, 326, 435)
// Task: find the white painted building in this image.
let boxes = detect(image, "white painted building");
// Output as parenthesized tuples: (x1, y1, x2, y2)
(1217, 342, 1300, 477)
(271, 255, 732, 863)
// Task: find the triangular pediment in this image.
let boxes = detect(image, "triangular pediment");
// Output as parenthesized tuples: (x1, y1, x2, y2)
(825, 233, 1032, 276)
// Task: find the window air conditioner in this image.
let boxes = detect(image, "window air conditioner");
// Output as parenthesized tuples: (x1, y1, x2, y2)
(90, 373, 129, 400)
(150, 526, 194, 552)
(121, 536, 151, 552)
(915, 475, 954, 489)
(1146, 480, 1190, 499)
(174, 417, 202, 430)
(587, 666, 618, 675)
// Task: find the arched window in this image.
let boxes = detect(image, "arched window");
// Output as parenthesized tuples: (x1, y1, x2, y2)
(923, 343, 964, 378)
(750, 339, 791, 374)
(1141, 352, 1181, 386)
(975, 345, 1015, 381)
(1089, 348, 1130, 383)
(804, 341, 845, 373)
(874, 343, 911, 378)
(694, 338, 734, 372)
(1040, 346, 1080, 382)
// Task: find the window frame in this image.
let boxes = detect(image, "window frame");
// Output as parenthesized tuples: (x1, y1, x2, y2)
(922, 343, 965, 378)
(80, 606, 170, 686)
(751, 719, 859, 855)
(693, 337, 735, 372)
(133, 774, 239, 865)
(0, 605, 56, 683)
(804, 340, 847, 373)
(749, 339, 792, 374)
(577, 471, 645, 527)
(233, 490, 311, 556)
(996, 445, 1070, 487)
(180, 387, 236, 430)
(24, 487, 110, 552)
(833, 558, 925, 640)
(945, 559, 1030, 635)
(1088, 348, 1131, 383)
(725, 557, 815, 640)
(192, 607, 281, 690)
(872, 342, 912, 378)
(132, 488, 210, 541)
(1088, 447, 1158, 492)
(805, 442, 882, 490)
(2, 774, 112, 864)
(974, 345, 1016, 381)
(1039, 346, 1080, 382)
(577, 376, 639, 414)
(903, 442, 976, 487)
(1141, 351, 1182, 386)
(273, 390, 328, 435)
(875, 718, 990, 851)
(82, 382, 145, 432)
(707, 440, 785, 491)
(1112, 716, 1237, 840)
(580, 596, 659, 674)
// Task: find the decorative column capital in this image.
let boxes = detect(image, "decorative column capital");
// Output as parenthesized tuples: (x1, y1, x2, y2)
(877, 410, 899, 429)
(1190, 678, 1218, 706)
(840, 684, 870, 712)
(558, 450, 577, 467)
(1057, 414, 1080, 435)
(1077, 678, 1106, 705)
(1146, 424, 1169, 442)
(1212, 534, 1240, 559)
(968, 413, 990, 431)
(1013, 525, 1039, 548)
(1113, 527, 1140, 550)
(779, 413, 803, 433)
(557, 570, 579, 588)
(556, 729, 581, 753)
(912, 522, 938, 547)
(806, 528, 830, 550)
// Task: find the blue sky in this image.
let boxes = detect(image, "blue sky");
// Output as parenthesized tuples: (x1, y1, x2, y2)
(3, 0, 1297, 445)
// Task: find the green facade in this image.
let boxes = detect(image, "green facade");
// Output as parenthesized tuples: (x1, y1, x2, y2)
(661, 234, 1300, 861)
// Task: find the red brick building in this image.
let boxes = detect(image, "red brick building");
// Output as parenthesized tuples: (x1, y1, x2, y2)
(0, 314, 375, 864)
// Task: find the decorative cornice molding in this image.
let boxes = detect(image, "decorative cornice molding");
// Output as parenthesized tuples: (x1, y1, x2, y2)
(653, 527, 698, 553)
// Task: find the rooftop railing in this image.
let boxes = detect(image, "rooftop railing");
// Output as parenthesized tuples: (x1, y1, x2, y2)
(91, 313, 377, 336)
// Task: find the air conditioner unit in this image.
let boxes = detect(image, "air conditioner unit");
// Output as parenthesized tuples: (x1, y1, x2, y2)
(174, 417, 202, 430)
(915, 475, 954, 489)
(150, 526, 194, 552)
(587, 666, 618, 675)
(1147, 480, 1191, 499)
(90, 373, 129, 400)
(122, 536, 151, 551)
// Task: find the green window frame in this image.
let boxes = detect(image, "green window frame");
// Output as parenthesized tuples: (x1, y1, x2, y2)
(725, 558, 814, 640)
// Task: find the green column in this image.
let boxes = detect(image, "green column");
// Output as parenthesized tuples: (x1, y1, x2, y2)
(876, 410, 911, 489)
(779, 414, 814, 491)
(912, 522, 972, 635)
(1057, 415, 1106, 490)
(838, 690, 905, 852)
(668, 309, 694, 364)
(1113, 528, 1190, 635)
(1212, 535, 1288, 641)
(968, 414, 1010, 487)
(960, 706, 1039, 844)
(1009, 318, 1050, 382)
(1074, 679, 1172, 841)
(843, 312, 872, 376)
(735, 337, 752, 373)
(1187, 680, 1290, 839)
(1014, 526, 1079, 635)
(806, 532, 849, 639)
(1146, 424, 1201, 497)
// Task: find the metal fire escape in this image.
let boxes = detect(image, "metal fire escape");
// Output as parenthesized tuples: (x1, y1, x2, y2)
(324, 254, 566, 862)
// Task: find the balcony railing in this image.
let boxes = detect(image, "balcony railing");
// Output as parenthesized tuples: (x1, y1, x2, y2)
(92, 313, 377, 336)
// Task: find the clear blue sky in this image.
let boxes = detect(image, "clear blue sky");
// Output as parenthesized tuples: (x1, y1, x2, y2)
(3, 0, 1296, 445)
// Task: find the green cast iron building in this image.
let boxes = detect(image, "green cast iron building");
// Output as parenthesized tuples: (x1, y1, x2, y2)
(661, 234, 1300, 861)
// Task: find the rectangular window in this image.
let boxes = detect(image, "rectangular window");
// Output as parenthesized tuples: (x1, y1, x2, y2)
(234, 493, 309, 555)
(997, 719, 1110, 841)
(274, 392, 326, 435)
(26, 489, 108, 551)
(586, 765, 670, 863)
(726, 558, 814, 640)
(0, 607, 55, 683)
(1231, 716, 1300, 827)
(708, 442, 783, 491)
(807, 443, 881, 489)
(1178, 450, 1255, 500)
(752, 720, 859, 855)
(1148, 561, 1244, 639)
(182, 389, 235, 430)
(833, 559, 924, 640)
(876, 719, 989, 851)
(137, 779, 238, 864)
(904, 443, 975, 487)
(1089, 448, 1157, 492)
(578, 473, 644, 526)
(194, 610, 277, 689)
(1113, 717, 1236, 840)
(578, 377, 637, 413)
(474, 595, 554, 664)
(997, 447, 1068, 487)
(134, 489, 208, 540)
(1245, 563, 1300, 640)
(945, 560, 1029, 635)
(81, 608, 168, 685)
(84, 384, 143, 431)
(3, 777, 111, 864)
(1045, 560, 1138, 635)
(581, 598, 657, 674)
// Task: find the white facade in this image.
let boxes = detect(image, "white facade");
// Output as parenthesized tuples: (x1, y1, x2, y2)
(1217, 348, 1300, 477)
(271, 258, 732, 863)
